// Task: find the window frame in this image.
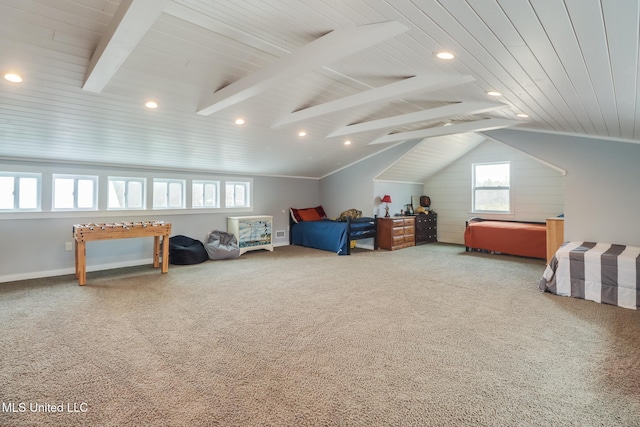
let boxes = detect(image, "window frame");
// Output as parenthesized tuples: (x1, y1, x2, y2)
(52, 174, 98, 211)
(225, 180, 252, 208)
(192, 179, 220, 209)
(0, 172, 42, 212)
(107, 176, 147, 210)
(472, 161, 511, 214)
(152, 178, 186, 210)
(0, 168, 254, 219)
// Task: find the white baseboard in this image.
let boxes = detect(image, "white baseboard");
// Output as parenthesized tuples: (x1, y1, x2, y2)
(0, 258, 155, 284)
(2, 243, 291, 284)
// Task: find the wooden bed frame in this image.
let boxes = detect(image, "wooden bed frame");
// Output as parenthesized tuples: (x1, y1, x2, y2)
(289, 215, 378, 255)
(464, 217, 546, 259)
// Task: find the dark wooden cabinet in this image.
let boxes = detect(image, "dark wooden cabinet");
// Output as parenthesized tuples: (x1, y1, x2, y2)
(377, 216, 415, 250)
(415, 212, 437, 245)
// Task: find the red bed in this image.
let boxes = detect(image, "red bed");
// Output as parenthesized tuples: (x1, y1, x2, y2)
(464, 218, 546, 260)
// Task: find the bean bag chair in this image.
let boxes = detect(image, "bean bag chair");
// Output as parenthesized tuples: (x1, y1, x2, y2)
(169, 235, 209, 265)
(205, 230, 240, 260)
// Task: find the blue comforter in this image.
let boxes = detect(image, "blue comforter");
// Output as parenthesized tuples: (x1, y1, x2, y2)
(291, 220, 348, 255)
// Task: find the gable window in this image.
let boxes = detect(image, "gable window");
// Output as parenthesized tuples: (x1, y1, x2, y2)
(53, 174, 98, 210)
(153, 178, 185, 209)
(472, 162, 510, 213)
(108, 177, 146, 209)
(0, 172, 41, 211)
(192, 180, 219, 208)
(225, 181, 251, 208)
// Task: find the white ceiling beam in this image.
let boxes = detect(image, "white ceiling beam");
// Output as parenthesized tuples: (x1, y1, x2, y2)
(196, 21, 409, 116)
(368, 118, 524, 144)
(327, 101, 507, 137)
(272, 74, 475, 128)
(82, 0, 170, 93)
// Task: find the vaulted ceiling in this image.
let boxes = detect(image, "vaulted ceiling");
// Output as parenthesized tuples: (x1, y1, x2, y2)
(1, 0, 639, 181)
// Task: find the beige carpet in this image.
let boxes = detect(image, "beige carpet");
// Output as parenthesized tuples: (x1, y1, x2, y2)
(1, 243, 639, 426)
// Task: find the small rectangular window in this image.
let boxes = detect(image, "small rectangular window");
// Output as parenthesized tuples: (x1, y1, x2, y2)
(472, 162, 510, 213)
(18, 177, 39, 209)
(225, 181, 251, 208)
(153, 178, 185, 209)
(192, 180, 220, 208)
(53, 175, 98, 210)
(108, 177, 146, 209)
(0, 176, 14, 209)
(0, 173, 41, 211)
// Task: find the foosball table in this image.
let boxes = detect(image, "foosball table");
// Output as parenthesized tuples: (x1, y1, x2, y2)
(72, 221, 172, 285)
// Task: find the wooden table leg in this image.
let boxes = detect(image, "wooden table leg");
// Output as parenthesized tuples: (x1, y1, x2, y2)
(76, 241, 87, 286)
(75, 240, 79, 278)
(153, 236, 160, 268)
(161, 234, 169, 273)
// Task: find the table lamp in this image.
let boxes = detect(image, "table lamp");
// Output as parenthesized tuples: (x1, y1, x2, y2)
(381, 195, 392, 217)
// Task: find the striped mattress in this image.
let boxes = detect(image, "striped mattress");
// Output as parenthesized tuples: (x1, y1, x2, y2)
(539, 242, 640, 310)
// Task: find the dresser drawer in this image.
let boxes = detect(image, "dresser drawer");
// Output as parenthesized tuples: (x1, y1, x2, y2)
(392, 235, 406, 246)
(390, 218, 405, 227)
(392, 227, 405, 236)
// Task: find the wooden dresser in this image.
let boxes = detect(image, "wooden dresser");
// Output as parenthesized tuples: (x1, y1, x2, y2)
(377, 216, 415, 250)
(415, 212, 437, 245)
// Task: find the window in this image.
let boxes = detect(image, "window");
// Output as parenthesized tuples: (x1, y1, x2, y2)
(225, 181, 251, 208)
(53, 174, 98, 210)
(192, 180, 219, 208)
(153, 179, 185, 209)
(472, 162, 510, 213)
(0, 172, 41, 211)
(108, 177, 146, 209)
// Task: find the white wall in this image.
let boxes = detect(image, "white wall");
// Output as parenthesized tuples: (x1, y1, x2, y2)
(423, 138, 565, 245)
(319, 141, 421, 249)
(319, 141, 421, 217)
(0, 141, 421, 282)
(0, 160, 320, 282)
(486, 129, 640, 246)
(373, 181, 424, 218)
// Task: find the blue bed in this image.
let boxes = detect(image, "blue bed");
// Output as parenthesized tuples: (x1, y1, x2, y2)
(289, 207, 378, 255)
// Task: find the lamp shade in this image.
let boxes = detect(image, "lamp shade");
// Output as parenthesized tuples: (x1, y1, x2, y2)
(381, 195, 392, 203)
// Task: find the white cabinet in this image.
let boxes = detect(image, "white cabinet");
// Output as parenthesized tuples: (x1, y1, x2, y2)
(227, 216, 274, 255)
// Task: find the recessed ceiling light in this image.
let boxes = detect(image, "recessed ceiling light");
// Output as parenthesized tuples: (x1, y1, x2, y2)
(344, 140, 351, 145)
(486, 91, 502, 97)
(235, 118, 245, 125)
(4, 73, 22, 83)
(436, 52, 455, 60)
(298, 131, 307, 137)
(516, 113, 529, 118)
(145, 101, 158, 109)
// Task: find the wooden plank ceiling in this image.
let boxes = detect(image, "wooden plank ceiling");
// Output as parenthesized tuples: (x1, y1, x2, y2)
(1, 0, 638, 181)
